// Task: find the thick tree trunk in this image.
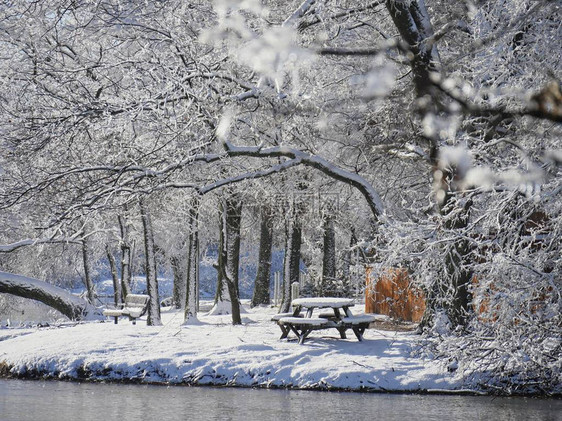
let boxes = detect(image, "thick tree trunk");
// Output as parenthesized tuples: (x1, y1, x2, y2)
(385, 0, 440, 98)
(106, 246, 121, 307)
(185, 198, 200, 323)
(418, 170, 474, 330)
(170, 255, 186, 310)
(419, 203, 473, 330)
(81, 237, 96, 305)
(251, 206, 273, 307)
(444, 241, 472, 327)
(442, 198, 473, 327)
(224, 195, 242, 325)
(321, 214, 337, 296)
(386, 1, 473, 329)
(139, 199, 161, 326)
(118, 215, 132, 299)
(0, 271, 103, 320)
(280, 215, 301, 313)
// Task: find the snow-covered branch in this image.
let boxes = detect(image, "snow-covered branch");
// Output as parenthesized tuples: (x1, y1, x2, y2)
(0, 237, 80, 253)
(0, 271, 103, 321)
(1, 152, 224, 213)
(283, 0, 317, 28)
(199, 158, 303, 195)
(317, 39, 403, 56)
(223, 142, 384, 219)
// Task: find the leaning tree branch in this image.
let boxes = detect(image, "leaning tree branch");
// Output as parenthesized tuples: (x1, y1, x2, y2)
(97, 143, 385, 220)
(2, 139, 385, 234)
(222, 142, 384, 220)
(0, 271, 103, 320)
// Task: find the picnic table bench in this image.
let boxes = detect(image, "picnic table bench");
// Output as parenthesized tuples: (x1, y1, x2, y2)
(272, 297, 376, 344)
(102, 294, 150, 325)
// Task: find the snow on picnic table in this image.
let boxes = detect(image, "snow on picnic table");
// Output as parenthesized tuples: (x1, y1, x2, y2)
(291, 297, 355, 308)
(0, 305, 461, 392)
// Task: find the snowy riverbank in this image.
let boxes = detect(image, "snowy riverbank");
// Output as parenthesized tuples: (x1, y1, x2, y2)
(0, 304, 526, 394)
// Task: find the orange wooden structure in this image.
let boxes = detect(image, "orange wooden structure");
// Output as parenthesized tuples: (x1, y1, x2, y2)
(366, 266, 555, 324)
(365, 267, 426, 322)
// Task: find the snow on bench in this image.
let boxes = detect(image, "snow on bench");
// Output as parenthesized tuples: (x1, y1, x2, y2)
(270, 312, 300, 322)
(103, 294, 150, 325)
(276, 314, 376, 344)
(338, 314, 376, 341)
(277, 317, 336, 344)
(339, 315, 377, 325)
(291, 297, 355, 308)
(278, 317, 331, 326)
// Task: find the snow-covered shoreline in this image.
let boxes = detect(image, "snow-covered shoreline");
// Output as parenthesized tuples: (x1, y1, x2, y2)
(0, 305, 555, 396)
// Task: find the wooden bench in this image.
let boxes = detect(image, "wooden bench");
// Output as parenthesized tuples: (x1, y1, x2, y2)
(338, 315, 377, 341)
(102, 294, 150, 325)
(270, 312, 299, 321)
(277, 317, 336, 344)
(271, 312, 303, 339)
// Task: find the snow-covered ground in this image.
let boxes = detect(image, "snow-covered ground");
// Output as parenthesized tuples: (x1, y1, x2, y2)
(0, 303, 470, 393)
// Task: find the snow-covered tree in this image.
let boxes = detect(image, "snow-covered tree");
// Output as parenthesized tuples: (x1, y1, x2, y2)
(0, 1, 559, 390)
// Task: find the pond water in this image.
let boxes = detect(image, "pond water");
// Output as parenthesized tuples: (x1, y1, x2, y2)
(0, 379, 560, 421)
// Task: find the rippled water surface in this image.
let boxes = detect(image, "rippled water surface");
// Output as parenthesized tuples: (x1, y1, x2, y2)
(1, 379, 560, 421)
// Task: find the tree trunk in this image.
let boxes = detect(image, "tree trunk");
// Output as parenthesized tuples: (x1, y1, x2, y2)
(251, 206, 273, 307)
(170, 254, 186, 310)
(385, 0, 440, 98)
(184, 198, 200, 323)
(385, 0, 442, 164)
(209, 195, 243, 325)
(106, 245, 121, 307)
(81, 237, 96, 305)
(442, 197, 473, 327)
(321, 214, 337, 296)
(280, 215, 301, 313)
(211, 199, 231, 314)
(224, 195, 242, 325)
(139, 199, 161, 326)
(0, 271, 103, 320)
(341, 228, 358, 293)
(386, 1, 474, 329)
(419, 176, 474, 330)
(118, 215, 132, 299)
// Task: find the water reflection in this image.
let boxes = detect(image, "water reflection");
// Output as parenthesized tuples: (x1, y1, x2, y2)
(1, 379, 560, 421)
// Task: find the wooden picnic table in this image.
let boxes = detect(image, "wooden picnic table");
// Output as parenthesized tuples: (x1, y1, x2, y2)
(272, 297, 376, 344)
